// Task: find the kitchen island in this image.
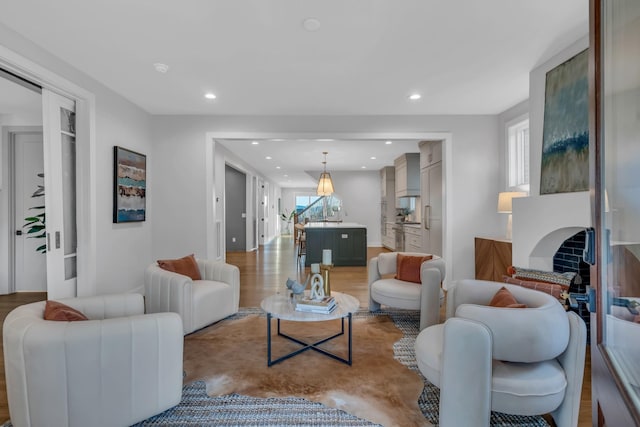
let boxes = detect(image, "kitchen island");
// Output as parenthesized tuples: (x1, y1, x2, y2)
(304, 222, 367, 267)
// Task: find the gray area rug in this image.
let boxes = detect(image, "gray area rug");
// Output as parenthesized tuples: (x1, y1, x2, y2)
(132, 308, 549, 427)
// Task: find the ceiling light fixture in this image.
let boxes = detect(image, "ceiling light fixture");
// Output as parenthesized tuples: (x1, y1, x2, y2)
(408, 93, 422, 101)
(153, 63, 169, 73)
(251, 141, 259, 145)
(370, 156, 377, 160)
(265, 156, 272, 160)
(204, 92, 217, 100)
(361, 166, 367, 169)
(276, 166, 281, 169)
(303, 18, 321, 32)
(385, 140, 393, 145)
(317, 152, 335, 196)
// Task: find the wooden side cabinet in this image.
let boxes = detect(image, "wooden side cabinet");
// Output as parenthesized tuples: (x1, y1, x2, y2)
(474, 237, 512, 282)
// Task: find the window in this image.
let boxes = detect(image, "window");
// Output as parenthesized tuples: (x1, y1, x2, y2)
(507, 118, 530, 192)
(295, 195, 320, 212)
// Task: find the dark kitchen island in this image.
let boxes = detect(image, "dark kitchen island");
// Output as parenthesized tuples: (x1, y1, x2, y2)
(304, 222, 367, 267)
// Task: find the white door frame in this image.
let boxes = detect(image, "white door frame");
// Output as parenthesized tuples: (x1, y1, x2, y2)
(0, 46, 97, 296)
(205, 131, 454, 288)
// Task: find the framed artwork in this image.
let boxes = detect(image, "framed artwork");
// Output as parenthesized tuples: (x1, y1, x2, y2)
(540, 48, 589, 195)
(113, 146, 146, 223)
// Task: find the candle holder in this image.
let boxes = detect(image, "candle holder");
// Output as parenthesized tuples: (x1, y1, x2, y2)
(320, 264, 332, 296)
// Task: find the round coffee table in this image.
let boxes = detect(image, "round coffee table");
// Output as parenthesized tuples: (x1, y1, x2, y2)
(261, 291, 360, 366)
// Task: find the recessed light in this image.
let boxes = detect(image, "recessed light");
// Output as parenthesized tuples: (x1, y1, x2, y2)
(303, 18, 321, 32)
(270, 139, 285, 142)
(284, 174, 289, 177)
(316, 139, 334, 142)
(251, 141, 259, 145)
(153, 63, 169, 73)
(370, 156, 377, 160)
(361, 166, 367, 169)
(204, 92, 217, 100)
(276, 166, 281, 169)
(408, 93, 422, 101)
(265, 156, 272, 160)
(385, 140, 393, 145)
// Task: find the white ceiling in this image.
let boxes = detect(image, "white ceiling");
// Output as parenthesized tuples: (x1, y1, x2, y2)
(0, 0, 589, 187)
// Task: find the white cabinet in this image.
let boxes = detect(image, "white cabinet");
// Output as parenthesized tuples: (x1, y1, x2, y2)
(419, 141, 443, 256)
(394, 153, 420, 200)
(380, 166, 394, 199)
(404, 226, 422, 252)
(382, 223, 395, 250)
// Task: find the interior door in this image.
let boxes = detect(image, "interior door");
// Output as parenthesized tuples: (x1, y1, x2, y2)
(590, 0, 640, 424)
(12, 130, 46, 292)
(42, 89, 77, 299)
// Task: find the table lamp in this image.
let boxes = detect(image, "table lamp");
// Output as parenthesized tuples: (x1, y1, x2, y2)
(497, 191, 526, 240)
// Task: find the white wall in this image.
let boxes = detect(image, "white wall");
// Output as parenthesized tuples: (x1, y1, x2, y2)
(149, 115, 500, 283)
(0, 23, 153, 295)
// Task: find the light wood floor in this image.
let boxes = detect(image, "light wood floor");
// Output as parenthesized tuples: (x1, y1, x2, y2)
(0, 235, 592, 426)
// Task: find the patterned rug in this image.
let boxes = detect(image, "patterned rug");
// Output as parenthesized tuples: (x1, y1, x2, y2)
(131, 308, 549, 427)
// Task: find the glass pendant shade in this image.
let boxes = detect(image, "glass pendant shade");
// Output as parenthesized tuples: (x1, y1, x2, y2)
(317, 172, 334, 196)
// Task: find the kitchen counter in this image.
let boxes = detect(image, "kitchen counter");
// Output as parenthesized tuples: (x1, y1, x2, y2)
(305, 222, 366, 229)
(304, 223, 367, 267)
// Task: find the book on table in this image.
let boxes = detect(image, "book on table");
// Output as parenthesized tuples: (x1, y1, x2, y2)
(295, 296, 337, 313)
(295, 303, 337, 314)
(296, 296, 336, 309)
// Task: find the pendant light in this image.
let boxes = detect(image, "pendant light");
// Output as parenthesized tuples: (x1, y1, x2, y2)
(316, 151, 335, 196)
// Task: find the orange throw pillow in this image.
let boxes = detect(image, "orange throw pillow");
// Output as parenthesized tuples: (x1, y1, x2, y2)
(44, 300, 89, 321)
(395, 254, 433, 283)
(489, 286, 527, 308)
(157, 254, 202, 280)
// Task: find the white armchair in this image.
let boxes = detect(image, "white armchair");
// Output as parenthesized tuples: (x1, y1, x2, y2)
(145, 258, 240, 334)
(369, 252, 445, 330)
(415, 279, 586, 427)
(3, 293, 183, 427)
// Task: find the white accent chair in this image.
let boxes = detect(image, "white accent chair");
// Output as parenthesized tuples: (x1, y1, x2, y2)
(145, 258, 240, 334)
(369, 252, 445, 330)
(415, 279, 586, 427)
(3, 293, 183, 427)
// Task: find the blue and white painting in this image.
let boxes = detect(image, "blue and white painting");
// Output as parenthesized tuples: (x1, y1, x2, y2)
(113, 146, 146, 222)
(541, 49, 589, 195)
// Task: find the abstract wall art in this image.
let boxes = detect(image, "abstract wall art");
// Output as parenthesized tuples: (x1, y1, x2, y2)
(540, 49, 589, 195)
(113, 146, 146, 223)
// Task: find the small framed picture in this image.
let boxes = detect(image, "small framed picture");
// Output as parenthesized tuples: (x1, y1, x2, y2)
(113, 146, 146, 223)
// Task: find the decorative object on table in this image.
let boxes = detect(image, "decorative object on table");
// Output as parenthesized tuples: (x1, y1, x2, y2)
(280, 209, 295, 234)
(320, 263, 332, 296)
(113, 146, 147, 223)
(295, 295, 337, 314)
(309, 272, 325, 300)
(541, 48, 589, 195)
(497, 191, 527, 240)
(316, 151, 335, 196)
(286, 277, 307, 295)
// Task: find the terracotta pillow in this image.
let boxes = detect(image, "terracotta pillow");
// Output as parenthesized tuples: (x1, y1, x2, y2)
(489, 286, 527, 308)
(44, 300, 89, 321)
(157, 254, 202, 280)
(395, 254, 433, 284)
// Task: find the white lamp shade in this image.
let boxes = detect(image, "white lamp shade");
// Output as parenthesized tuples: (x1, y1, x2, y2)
(317, 172, 334, 196)
(497, 191, 527, 213)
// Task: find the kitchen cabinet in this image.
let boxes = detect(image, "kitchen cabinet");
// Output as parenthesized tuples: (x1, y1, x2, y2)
(404, 225, 422, 252)
(382, 223, 395, 250)
(419, 141, 443, 256)
(474, 237, 512, 281)
(394, 153, 420, 200)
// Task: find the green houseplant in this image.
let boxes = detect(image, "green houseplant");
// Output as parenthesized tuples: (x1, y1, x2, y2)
(23, 173, 46, 253)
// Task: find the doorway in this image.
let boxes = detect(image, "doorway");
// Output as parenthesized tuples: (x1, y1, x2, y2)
(225, 164, 246, 251)
(11, 129, 46, 292)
